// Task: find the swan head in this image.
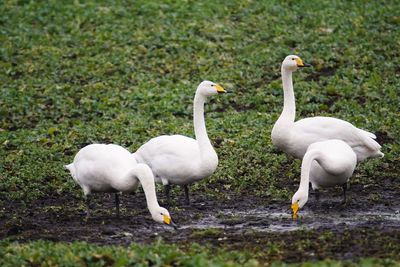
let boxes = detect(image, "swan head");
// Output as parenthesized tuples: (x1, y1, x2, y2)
(291, 190, 309, 219)
(151, 206, 177, 229)
(282, 55, 311, 72)
(197, 80, 226, 97)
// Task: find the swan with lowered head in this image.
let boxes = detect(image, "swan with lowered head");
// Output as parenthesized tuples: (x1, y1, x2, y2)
(65, 144, 176, 228)
(291, 139, 357, 218)
(133, 80, 227, 205)
(271, 55, 383, 162)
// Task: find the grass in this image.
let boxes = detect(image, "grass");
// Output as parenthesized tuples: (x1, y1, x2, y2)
(1, 0, 399, 203)
(0, 0, 399, 265)
(0, 239, 259, 267)
(0, 240, 398, 267)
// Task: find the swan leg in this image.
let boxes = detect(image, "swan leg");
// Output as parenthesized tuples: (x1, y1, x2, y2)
(165, 184, 171, 204)
(314, 189, 320, 202)
(115, 193, 120, 218)
(341, 183, 348, 204)
(85, 194, 91, 219)
(310, 182, 320, 202)
(183, 185, 190, 205)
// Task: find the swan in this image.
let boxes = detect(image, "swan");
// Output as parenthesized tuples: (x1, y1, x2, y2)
(271, 55, 383, 162)
(291, 139, 357, 219)
(65, 144, 176, 228)
(133, 80, 227, 205)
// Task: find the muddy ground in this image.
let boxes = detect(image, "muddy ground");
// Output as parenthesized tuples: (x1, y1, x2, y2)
(1, 174, 399, 263)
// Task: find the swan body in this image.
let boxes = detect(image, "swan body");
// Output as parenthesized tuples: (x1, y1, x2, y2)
(133, 80, 226, 203)
(291, 139, 357, 215)
(65, 144, 175, 227)
(134, 135, 216, 185)
(271, 55, 383, 162)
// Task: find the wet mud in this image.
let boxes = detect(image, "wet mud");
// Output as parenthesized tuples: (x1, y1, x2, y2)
(1, 176, 399, 263)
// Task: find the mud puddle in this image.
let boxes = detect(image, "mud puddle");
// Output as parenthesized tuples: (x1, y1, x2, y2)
(179, 209, 400, 233)
(1, 179, 399, 262)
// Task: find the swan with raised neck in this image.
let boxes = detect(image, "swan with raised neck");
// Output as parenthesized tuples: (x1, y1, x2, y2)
(133, 80, 227, 204)
(271, 55, 383, 162)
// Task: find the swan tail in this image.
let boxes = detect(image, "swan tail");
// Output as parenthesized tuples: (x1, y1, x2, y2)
(64, 163, 78, 182)
(360, 129, 377, 139)
(356, 129, 384, 159)
(357, 129, 381, 150)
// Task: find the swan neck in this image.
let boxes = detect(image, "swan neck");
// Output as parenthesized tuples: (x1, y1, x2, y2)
(279, 68, 296, 123)
(299, 168, 310, 193)
(299, 151, 316, 194)
(132, 164, 160, 214)
(193, 92, 213, 153)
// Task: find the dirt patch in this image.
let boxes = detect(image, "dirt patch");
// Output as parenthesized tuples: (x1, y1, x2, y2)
(305, 66, 337, 82)
(375, 130, 395, 145)
(1, 177, 399, 263)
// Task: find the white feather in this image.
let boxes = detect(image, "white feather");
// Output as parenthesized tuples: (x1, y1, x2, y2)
(65, 144, 173, 225)
(134, 81, 225, 187)
(271, 55, 384, 162)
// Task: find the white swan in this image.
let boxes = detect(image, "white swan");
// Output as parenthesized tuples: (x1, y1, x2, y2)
(271, 55, 383, 162)
(291, 139, 357, 218)
(133, 80, 226, 204)
(65, 144, 176, 228)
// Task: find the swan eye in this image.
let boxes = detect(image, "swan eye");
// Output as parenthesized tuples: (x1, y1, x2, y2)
(211, 84, 214, 87)
(291, 58, 295, 60)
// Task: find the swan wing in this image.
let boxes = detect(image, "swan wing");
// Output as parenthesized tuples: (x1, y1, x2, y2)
(136, 135, 199, 161)
(135, 135, 201, 181)
(71, 144, 137, 188)
(293, 116, 381, 155)
(74, 144, 136, 169)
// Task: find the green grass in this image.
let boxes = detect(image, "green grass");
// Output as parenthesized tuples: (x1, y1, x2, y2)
(1, 0, 399, 265)
(1, 0, 399, 202)
(0, 240, 398, 267)
(0, 239, 259, 267)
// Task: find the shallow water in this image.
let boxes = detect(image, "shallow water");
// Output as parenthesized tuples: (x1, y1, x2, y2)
(2, 191, 399, 262)
(179, 208, 400, 232)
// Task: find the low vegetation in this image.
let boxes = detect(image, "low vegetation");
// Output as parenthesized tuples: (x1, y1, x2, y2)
(1, 0, 399, 265)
